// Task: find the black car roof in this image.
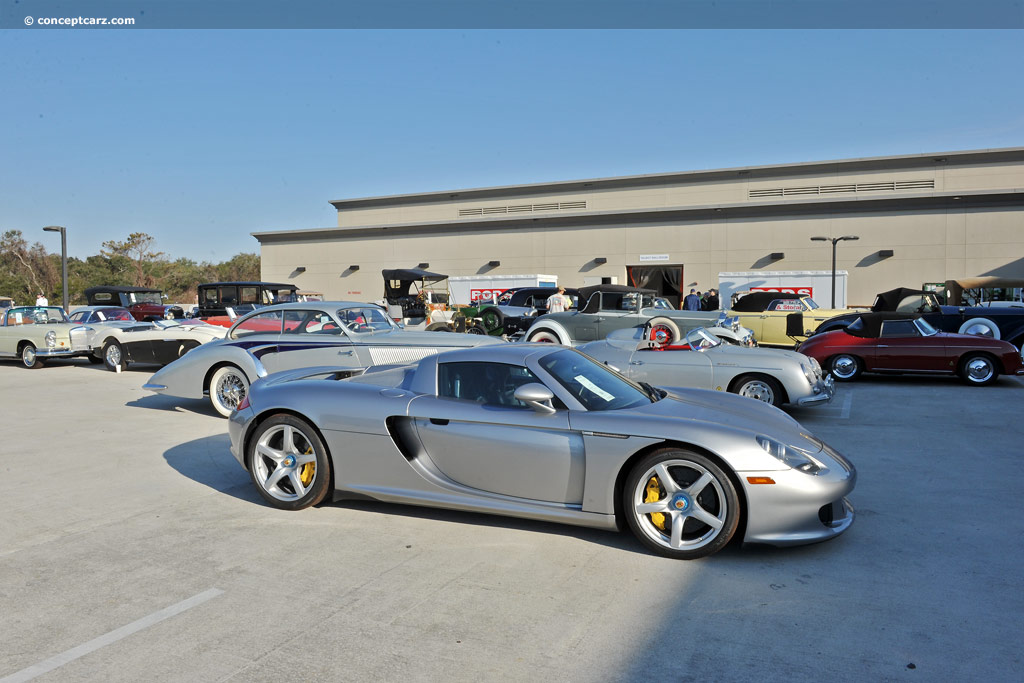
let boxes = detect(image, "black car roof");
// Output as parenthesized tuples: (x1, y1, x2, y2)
(845, 312, 921, 338)
(731, 291, 801, 312)
(84, 285, 164, 295)
(198, 281, 297, 289)
(871, 287, 933, 312)
(382, 268, 448, 281)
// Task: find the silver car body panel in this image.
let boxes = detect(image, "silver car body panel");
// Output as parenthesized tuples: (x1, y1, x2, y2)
(228, 344, 855, 548)
(526, 312, 753, 346)
(577, 327, 834, 407)
(146, 301, 503, 399)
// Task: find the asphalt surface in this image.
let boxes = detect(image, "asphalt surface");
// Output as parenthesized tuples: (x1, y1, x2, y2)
(1, 359, 1022, 682)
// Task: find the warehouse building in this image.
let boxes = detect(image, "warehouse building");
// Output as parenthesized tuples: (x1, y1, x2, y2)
(253, 147, 1024, 308)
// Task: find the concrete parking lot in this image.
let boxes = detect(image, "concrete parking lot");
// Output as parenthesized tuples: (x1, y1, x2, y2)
(1, 359, 1022, 682)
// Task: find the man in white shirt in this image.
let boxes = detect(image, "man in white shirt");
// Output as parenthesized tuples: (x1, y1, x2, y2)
(546, 287, 569, 313)
(35, 293, 48, 306)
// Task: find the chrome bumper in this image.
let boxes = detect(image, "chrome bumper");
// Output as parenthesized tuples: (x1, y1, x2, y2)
(142, 383, 167, 392)
(797, 375, 836, 406)
(36, 348, 80, 359)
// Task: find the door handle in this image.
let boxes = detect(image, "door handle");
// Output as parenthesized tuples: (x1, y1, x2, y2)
(630, 360, 644, 365)
(338, 350, 353, 356)
(429, 418, 449, 426)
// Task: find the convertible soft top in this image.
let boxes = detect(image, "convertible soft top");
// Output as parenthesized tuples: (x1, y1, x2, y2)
(871, 287, 931, 312)
(577, 284, 657, 315)
(731, 291, 801, 313)
(844, 312, 919, 338)
(381, 268, 448, 282)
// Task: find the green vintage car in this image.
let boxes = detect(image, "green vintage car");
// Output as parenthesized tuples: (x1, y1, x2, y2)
(0, 306, 91, 368)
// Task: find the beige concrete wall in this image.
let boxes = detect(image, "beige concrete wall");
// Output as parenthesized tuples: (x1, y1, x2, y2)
(335, 158, 1024, 229)
(261, 205, 1024, 308)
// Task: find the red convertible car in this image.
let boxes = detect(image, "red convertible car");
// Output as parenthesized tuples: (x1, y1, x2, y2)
(798, 313, 1024, 386)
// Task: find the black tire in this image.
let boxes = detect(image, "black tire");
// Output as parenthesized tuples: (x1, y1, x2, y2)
(466, 325, 487, 335)
(623, 448, 740, 560)
(86, 354, 104, 365)
(480, 307, 504, 333)
(102, 339, 127, 372)
(425, 322, 452, 332)
(247, 414, 332, 511)
(959, 353, 998, 386)
(731, 374, 784, 407)
(21, 343, 43, 369)
(829, 354, 862, 381)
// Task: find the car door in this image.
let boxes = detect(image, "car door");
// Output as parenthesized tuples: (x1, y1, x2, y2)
(625, 345, 714, 388)
(875, 319, 946, 371)
(592, 291, 640, 340)
(271, 309, 360, 373)
(407, 361, 585, 504)
(760, 298, 805, 344)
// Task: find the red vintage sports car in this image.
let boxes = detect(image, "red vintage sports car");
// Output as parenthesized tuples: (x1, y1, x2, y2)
(797, 313, 1024, 386)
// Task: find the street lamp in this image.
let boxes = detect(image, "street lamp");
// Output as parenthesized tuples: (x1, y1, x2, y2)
(810, 235, 859, 308)
(43, 226, 68, 312)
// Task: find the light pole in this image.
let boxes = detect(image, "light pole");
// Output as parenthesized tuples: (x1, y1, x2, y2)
(810, 235, 859, 308)
(43, 226, 68, 312)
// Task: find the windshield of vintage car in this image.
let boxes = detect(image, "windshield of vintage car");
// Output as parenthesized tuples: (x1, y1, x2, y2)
(913, 318, 939, 336)
(803, 298, 820, 310)
(684, 327, 721, 350)
(338, 307, 394, 333)
(539, 349, 652, 410)
(4, 307, 68, 325)
(96, 308, 134, 322)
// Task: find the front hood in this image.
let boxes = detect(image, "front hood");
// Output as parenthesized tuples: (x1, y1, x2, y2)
(627, 387, 807, 441)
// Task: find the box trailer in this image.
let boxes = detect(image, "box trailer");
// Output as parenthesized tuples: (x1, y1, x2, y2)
(448, 274, 558, 306)
(718, 271, 849, 308)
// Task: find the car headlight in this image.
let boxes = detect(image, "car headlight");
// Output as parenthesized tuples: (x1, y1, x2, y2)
(801, 363, 817, 385)
(45, 330, 57, 348)
(756, 435, 827, 474)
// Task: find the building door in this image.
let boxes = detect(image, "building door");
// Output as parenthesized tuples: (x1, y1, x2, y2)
(627, 265, 684, 308)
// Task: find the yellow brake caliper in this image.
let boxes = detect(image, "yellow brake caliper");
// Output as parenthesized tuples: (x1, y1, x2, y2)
(299, 446, 315, 486)
(645, 477, 667, 531)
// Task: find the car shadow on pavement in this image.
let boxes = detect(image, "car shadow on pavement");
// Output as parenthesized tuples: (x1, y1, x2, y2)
(162, 433, 263, 505)
(126, 393, 216, 416)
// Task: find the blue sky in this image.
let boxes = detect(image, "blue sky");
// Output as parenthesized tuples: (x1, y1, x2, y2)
(2, 30, 1022, 261)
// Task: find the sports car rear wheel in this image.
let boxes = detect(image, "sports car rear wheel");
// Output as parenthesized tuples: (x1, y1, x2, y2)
(209, 365, 249, 417)
(623, 449, 739, 560)
(103, 340, 127, 372)
(732, 375, 783, 407)
(829, 354, 862, 381)
(248, 415, 332, 510)
(959, 353, 998, 386)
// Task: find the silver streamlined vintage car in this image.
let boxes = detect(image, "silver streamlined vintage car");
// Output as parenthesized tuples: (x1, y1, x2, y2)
(69, 306, 227, 371)
(523, 284, 754, 347)
(0, 306, 91, 368)
(144, 301, 503, 416)
(228, 344, 855, 559)
(577, 327, 834, 408)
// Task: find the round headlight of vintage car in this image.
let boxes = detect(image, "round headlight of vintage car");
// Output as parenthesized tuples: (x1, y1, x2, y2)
(45, 330, 57, 348)
(756, 436, 826, 474)
(801, 363, 817, 385)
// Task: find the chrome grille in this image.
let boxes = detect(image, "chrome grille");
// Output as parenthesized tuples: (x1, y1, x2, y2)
(368, 346, 438, 365)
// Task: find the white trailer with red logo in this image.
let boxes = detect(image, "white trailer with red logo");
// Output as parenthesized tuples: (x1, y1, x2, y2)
(448, 274, 559, 306)
(718, 270, 848, 309)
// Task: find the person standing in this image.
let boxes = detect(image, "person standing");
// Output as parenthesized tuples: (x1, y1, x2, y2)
(683, 288, 701, 310)
(35, 292, 48, 306)
(546, 287, 570, 313)
(703, 288, 720, 311)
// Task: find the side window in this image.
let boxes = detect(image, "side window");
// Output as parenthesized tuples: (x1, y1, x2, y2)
(880, 320, 919, 338)
(239, 287, 260, 305)
(219, 286, 239, 307)
(201, 288, 219, 305)
(599, 293, 624, 311)
(69, 311, 86, 322)
(437, 362, 543, 408)
(284, 310, 341, 335)
(768, 299, 803, 312)
(230, 311, 283, 339)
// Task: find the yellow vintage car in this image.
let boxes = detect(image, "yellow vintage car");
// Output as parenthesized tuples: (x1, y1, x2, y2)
(0, 306, 91, 368)
(728, 292, 855, 347)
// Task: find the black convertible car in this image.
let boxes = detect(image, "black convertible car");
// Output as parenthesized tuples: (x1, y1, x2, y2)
(814, 287, 1024, 349)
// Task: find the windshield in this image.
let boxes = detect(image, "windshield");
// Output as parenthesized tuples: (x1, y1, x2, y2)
(538, 349, 652, 411)
(5, 306, 68, 325)
(96, 307, 134, 322)
(914, 318, 939, 336)
(803, 297, 820, 310)
(128, 292, 162, 305)
(684, 327, 721, 350)
(337, 306, 395, 333)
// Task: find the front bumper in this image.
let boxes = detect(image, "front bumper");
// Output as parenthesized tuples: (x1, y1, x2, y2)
(741, 440, 856, 547)
(35, 348, 80, 359)
(227, 405, 255, 468)
(796, 374, 836, 406)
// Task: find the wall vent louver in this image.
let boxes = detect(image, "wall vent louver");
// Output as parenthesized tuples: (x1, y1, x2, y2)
(458, 200, 588, 218)
(748, 178, 934, 199)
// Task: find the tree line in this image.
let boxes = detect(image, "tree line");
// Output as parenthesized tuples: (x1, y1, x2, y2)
(0, 231, 260, 306)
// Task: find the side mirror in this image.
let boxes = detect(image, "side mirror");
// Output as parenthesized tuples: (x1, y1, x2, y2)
(514, 383, 557, 414)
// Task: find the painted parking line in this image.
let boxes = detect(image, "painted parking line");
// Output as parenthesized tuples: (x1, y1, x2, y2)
(0, 588, 224, 683)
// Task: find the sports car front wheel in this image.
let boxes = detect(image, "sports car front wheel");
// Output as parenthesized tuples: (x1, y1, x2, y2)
(247, 415, 332, 510)
(623, 449, 739, 559)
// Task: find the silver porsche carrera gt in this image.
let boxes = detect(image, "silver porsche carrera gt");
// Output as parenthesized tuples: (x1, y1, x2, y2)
(228, 343, 856, 559)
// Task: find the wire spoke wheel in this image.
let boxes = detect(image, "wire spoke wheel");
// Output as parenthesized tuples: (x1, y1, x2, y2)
(209, 365, 249, 417)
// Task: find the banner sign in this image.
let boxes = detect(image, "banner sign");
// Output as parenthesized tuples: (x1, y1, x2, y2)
(470, 288, 509, 303)
(751, 286, 814, 298)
